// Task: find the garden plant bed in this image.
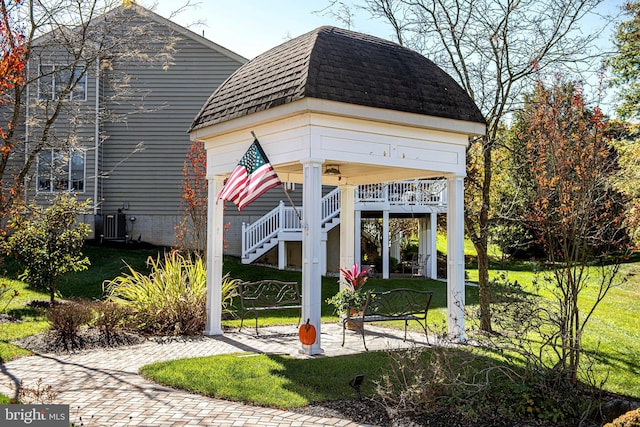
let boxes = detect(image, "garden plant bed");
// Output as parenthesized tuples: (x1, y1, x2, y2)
(14, 328, 146, 354)
(297, 399, 567, 427)
(294, 395, 638, 427)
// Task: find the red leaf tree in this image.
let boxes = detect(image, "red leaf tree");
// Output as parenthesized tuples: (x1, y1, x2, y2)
(512, 78, 629, 383)
(0, 0, 27, 227)
(175, 139, 208, 253)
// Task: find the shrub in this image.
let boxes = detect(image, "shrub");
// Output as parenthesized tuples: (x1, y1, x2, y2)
(46, 301, 94, 350)
(92, 301, 132, 345)
(606, 408, 640, 427)
(104, 251, 238, 335)
(1, 194, 91, 303)
(376, 347, 444, 415)
(376, 344, 598, 425)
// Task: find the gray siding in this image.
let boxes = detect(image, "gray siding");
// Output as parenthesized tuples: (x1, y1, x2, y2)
(14, 6, 245, 246)
(100, 12, 245, 218)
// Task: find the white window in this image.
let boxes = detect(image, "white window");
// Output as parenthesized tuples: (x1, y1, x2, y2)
(37, 149, 86, 193)
(38, 64, 87, 101)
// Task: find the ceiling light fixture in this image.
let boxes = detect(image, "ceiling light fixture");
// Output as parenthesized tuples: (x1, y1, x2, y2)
(324, 165, 341, 175)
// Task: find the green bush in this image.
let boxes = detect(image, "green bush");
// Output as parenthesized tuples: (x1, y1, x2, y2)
(1, 194, 91, 302)
(606, 408, 640, 427)
(46, 301, 94, 350)
(103, 251, 237, 335)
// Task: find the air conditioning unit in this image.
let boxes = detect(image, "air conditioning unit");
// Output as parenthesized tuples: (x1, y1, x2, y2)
(102, 213, 127, 240)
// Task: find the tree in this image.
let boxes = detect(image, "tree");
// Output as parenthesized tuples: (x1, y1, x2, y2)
(609, 1, 640, 120)
(326, 0, 608, 332)
(175, 139, 208, 253)
(0, 0, 27, 223)
(609, 123, 640, 248)
(512, 79, 627, 383)
(2, 193, 91, 302)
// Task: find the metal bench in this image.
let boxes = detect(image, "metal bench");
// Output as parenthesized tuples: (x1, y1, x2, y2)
(237, 280, 301, 334)
(342, 288, 433, 351)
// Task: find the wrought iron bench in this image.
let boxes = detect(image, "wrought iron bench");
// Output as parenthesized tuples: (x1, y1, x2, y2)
(237, 280, 301, 334)
(342, 288, 433, 351)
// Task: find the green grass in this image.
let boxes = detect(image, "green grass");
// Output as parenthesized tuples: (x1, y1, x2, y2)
(0, 279, 51, 362)
(57, 243, 165, 299)
(140, 352, 390, 408)
(151, 255, 639, 408)
(1, 242, 638, 408)
(465, 260, 640, 399)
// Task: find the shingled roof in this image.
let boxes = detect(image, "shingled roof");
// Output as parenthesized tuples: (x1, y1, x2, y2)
(190, 26, 485, 131)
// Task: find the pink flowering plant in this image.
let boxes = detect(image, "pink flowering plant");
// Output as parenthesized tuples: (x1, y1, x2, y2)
(326, 263, 371, 316)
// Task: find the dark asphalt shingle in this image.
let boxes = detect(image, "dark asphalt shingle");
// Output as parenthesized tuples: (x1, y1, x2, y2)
(190, 26, 485, 131)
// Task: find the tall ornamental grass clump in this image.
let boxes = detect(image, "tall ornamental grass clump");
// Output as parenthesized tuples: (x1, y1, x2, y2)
(104, 251, 236, 335)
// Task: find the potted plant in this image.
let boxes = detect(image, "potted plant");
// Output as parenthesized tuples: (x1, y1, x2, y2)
(326, 263, 370, 329)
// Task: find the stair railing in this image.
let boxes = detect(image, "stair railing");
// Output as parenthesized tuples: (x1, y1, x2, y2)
(242, 180, 445, 260)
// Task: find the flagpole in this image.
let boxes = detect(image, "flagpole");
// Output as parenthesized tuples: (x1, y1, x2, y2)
(250, 131, 303, 223)
(281, 184, 303, 223)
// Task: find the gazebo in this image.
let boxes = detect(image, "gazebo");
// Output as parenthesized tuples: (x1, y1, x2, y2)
(189, 26, 485, 355)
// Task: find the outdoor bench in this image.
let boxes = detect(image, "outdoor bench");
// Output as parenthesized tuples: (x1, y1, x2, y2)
(237, 280, 301, 334)
(342, 288, 433, 351)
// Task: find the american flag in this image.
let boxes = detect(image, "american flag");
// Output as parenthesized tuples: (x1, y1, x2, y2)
(216, 138, 282, 211)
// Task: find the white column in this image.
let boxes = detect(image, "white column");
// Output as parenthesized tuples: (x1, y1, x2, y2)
(418, 217, 428, 278)
(205, 176, 225, 336)
(382, 210, 390, 279)
(339, 185, 356, 286)
(429, 212, 438, 279)
(321, 239, 327, 275)
(300, 159, 324, 355)
(446, 175, 466, 341)
(278, 240, 286, 270)
(390, 231, 401, 262)
(354, 210, 362, 267)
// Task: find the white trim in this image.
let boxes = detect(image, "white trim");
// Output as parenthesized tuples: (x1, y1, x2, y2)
(191, 97, 486, 140)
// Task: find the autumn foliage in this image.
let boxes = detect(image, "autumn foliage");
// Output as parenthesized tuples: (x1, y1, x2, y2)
(516, 81, 627, 258)
(512, 78, 628, 383)
(0, 0, 26, 142)
(175, 140, 208, 253)
(0, 1, 26, 113)
(0, 0, 27, 218)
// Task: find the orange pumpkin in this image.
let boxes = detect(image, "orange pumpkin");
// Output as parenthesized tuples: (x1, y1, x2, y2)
(298, 319, 316, 345)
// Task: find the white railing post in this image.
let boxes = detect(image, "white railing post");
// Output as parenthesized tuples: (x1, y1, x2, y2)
(242, 222, 247, 259)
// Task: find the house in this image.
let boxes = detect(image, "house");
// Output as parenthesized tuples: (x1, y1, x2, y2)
(6, 4, 246, 247)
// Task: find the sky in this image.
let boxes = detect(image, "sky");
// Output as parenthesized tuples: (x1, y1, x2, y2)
(146, 0, 627, 113)
(146, 0, 626, 60)
(148, 1, 389, 60)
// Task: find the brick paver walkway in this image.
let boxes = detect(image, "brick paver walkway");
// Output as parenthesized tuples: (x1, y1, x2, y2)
(0, 323, 430, 426)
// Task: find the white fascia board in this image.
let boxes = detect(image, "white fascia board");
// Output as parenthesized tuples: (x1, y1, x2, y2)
(190, 98, 486, 142)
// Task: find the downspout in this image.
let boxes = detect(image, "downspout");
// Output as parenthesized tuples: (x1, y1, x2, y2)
(93, 57, 100, 215)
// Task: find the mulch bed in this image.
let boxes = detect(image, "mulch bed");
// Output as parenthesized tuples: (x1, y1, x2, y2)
(293, 399, 580, 427)
(14, 328, 146, 354)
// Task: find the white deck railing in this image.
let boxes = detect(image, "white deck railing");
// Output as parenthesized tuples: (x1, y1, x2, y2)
(356, 179, 447, 206)
(242, 180, 446, 260)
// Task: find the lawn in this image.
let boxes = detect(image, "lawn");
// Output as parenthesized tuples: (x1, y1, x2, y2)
(1, 242, 638, 409)
(140, 351, 391, 408)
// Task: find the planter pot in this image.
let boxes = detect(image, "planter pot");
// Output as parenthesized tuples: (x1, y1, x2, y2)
(346, 308, 364, 331)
